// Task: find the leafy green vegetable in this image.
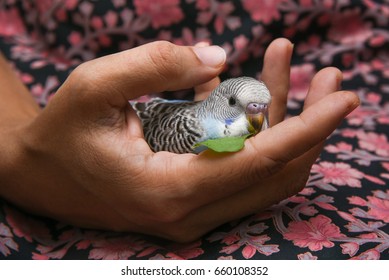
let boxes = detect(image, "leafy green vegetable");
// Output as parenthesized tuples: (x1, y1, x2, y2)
(193, 134, 252, 153)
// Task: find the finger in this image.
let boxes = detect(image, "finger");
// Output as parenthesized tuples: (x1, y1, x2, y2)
(62, 41, 226, 108)
(261, 38, 293, 126)
(192, 41, 221, 101)
(291, 67, 348, 173)
(174, 89, 359, 209)
(194, 41, 211, 48)
(285, 67, 345, 171)
(304, 67, 343, 109)
(194, 76, 221, 101)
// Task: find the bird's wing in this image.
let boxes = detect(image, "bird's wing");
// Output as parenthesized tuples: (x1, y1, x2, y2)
(131, 98, 204, 153)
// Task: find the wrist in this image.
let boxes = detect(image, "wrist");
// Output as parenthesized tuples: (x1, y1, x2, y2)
(0, 119, 36, 198)
(0, 53, 41, 128)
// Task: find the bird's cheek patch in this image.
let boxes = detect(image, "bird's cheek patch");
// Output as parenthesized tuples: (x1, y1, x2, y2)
(224, 118, 234, 125)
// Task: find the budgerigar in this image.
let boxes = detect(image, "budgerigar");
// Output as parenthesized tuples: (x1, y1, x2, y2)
(132, 76, 271, 154)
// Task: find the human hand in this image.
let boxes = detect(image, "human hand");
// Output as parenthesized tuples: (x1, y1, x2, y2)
(0, 39, 359, 242)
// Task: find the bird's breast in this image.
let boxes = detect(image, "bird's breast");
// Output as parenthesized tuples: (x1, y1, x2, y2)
(200, 115, 250, 140)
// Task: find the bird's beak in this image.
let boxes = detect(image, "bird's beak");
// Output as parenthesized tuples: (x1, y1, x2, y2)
(247, 113, 265, 134)
(246, 102, 269, 134)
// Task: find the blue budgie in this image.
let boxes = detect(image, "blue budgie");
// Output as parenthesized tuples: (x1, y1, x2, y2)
(132, 77, 271, 154)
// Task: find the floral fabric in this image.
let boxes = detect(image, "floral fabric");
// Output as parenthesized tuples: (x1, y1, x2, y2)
(1, 0, 388, 260)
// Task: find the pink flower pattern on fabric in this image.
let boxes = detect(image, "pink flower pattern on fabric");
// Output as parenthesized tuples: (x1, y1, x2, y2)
(283, 215, 345, 251)
(328, 8, 373, 45)
(0, 8, 26, 36)
(242, 0, 285, 24)
(311, 162, 364, 188)
(134, 0, 184, 29)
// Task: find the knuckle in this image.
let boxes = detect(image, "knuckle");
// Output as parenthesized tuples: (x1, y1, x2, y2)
(243, 155, 287, 186)
(62, 61, 113, 107)
(64, 62, 99, 100)
(146, 192, 189, 225)
(149, 41, 177, 63)
(138, 159, 195, 225)
(152, 204, 186, 224)
(261, 156, 288, 177)
(67, 63, 93, 89)
(147, 41, 182, 84)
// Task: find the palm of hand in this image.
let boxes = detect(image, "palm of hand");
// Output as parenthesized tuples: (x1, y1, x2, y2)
(2, 40, 358, 241)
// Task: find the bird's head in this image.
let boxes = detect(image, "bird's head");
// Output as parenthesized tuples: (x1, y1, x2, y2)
(201, 77, 271, 135)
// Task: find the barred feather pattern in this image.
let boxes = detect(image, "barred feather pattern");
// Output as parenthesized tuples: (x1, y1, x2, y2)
(132, 77, 270, 154)
(132, 98, 204, 153)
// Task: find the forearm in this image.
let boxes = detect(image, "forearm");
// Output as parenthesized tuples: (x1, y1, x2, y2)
(0, 52, 41, 127)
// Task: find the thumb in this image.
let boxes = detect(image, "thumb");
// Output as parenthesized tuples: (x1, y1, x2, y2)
(61, 41, 226, 108)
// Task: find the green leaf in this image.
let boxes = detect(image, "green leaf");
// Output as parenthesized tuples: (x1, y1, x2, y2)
(193, 134, 252, 153)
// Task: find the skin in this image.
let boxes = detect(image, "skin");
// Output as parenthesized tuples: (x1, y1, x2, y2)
(0, 38, 359, 242)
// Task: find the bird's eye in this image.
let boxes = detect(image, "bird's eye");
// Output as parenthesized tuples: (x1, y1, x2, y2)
(228, 97, 236, 106)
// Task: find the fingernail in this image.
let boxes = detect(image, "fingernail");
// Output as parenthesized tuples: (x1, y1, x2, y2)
(193, 45, 226, 68)
(194, 41, 210, 48)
